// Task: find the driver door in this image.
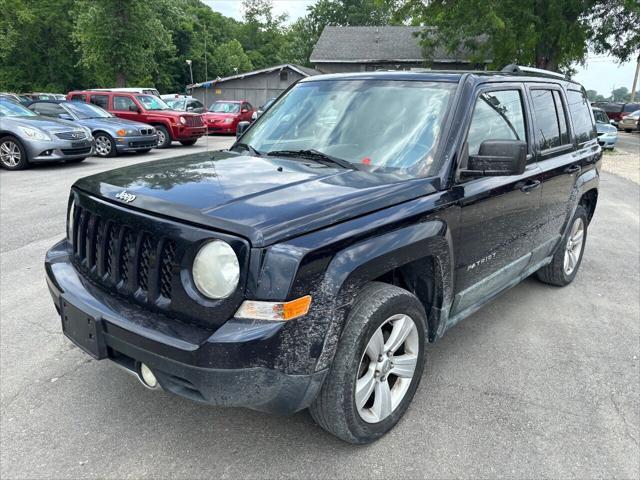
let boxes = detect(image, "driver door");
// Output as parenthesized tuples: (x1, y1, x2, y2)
(450, 84, 544, 318)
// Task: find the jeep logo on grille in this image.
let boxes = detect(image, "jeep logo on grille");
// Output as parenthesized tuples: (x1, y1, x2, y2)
(115, 190, 136, 203)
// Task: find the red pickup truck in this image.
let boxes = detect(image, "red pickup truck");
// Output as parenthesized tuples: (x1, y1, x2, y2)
(67, 90, 205, 148)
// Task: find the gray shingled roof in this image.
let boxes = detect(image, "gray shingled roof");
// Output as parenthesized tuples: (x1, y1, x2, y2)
(189, 64, 321, 88)
(310, 26, 481, 63)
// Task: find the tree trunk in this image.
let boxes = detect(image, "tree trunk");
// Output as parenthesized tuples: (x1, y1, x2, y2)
(116, 72, 126, 87)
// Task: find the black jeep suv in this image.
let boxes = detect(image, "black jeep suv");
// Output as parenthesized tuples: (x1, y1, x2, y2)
(45, 67, 601, 444)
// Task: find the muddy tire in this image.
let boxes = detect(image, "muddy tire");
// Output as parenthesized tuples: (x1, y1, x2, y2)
(537, 205, 588, 286)
(310, 282, 427, 444)
(155, 126, 171, 149)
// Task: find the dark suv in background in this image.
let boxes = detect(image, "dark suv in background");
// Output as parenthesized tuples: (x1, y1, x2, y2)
(67, 91, 205, 148)
(46, 67, 600, 443)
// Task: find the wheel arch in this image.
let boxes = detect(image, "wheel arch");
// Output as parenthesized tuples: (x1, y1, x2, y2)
(579, 188, 598, 224)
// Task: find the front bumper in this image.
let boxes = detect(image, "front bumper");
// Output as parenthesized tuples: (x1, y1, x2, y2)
(174, 125, 206, 140)
(115, 134, 158, 152)
(597, 134, 618, 149)
(24, 137, 94, 162)
(45, 239, 327, 414)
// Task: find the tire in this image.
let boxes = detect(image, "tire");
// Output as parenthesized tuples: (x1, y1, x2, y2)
(179, 140, 197, 146)
(536, 205, 588, 286)
(93, 132, 117, 157)
(624, 129, 632, 133)
(155, 126, 171, 149)
(0, 135, 29, 170)
(310, 282, 427, 444)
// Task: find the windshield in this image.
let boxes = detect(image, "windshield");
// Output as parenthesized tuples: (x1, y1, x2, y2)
(593, 110, 609, 124)
(241, 80, 456, 178)
(0, 100, 37, 117)
(136, 95, 170, 110)
(166, 99, 186, 110)
(65, 101, 112, 119)
(209, 102, 240, 113)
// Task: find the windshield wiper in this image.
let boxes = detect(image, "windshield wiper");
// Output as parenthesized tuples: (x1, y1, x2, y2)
(266, 149, 357, 170)
(232, 142, 262, 157)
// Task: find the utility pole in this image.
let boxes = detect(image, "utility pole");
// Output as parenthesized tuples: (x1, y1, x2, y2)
(631, 52, 640, 103)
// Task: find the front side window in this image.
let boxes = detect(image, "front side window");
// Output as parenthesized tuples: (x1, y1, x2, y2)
(466, 89, 527, 156)
(241, 80, 456, 178)
(113, 96, 136, 111)
(136, 95, 169, 111)
(90, 95, 109, 109)
(593, 109, 609, 124)
(166, 99, 186, 110)
(70, 94, 87, 102)
(531, 89, 571, 151)
(566, 90, 596, 144)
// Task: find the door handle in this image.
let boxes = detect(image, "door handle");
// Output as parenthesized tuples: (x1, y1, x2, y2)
(564, 164, 582, 174)
(517, 180, 541, 193)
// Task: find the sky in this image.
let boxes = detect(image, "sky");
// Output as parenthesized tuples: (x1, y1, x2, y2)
(204, 0, 638, 96)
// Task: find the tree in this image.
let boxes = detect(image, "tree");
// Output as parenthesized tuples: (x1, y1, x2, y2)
(73, 0, 175, 87)
(611, 87, 630, 102)
(393, 0, 640, 72)
(586, 89, 606, 102)
(210, 40, 253, 77)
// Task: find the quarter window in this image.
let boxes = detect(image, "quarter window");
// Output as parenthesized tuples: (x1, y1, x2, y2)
(531, 89, 571, 151)
(466, 90, 527, 156)
(90, 95, 109, 109)
(566, 90, 597, 145)
(113, 96, 136, 111)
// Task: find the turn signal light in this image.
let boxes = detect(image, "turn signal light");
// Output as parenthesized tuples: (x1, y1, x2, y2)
(235, 295, 312, 321)
(116, 129, 126, 136)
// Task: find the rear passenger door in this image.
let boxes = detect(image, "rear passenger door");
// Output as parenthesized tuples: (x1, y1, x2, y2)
(526, 85, 595, 263)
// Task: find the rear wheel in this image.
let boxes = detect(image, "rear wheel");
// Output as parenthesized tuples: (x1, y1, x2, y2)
(155, 126, 171, 149)
(310, 282, 427, 444)
(0, 136, 29, 170)
(536, 205, 588, 286)
(179, 139, 197, 146)
(94, 132, 117, 157)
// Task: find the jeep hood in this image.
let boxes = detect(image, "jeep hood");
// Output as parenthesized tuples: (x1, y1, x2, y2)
(73, 151, 437, 247)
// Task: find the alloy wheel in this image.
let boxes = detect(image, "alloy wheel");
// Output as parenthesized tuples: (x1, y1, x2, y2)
(95, 135, 112, 157)
(355, 314, 419, 423)
(0, 141, 21, 167)
(157, 130, 166, 146)
(564, 217, 585, 275)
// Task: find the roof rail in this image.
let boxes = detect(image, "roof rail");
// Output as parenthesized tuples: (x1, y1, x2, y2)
(501, 64, 568, 80)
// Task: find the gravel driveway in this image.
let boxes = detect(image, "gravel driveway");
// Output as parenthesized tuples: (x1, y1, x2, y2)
(1, 140, 638, 479)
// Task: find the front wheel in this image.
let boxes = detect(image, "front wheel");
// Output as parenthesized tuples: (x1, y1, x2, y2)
(94, 133, 117, 157)
(155, 126, 171, 149)
(310, 282, 427, 444)
(0, 136, 29, 170)
(179, 139, 197, 146)
(537, 205, 588, 286)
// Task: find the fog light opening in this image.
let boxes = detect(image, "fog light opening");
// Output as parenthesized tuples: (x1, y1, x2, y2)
(137, 363, 159, 390)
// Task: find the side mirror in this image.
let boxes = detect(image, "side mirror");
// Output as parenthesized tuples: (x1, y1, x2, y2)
(461, 140, 527, 177)
(236, 121, 251, 138)
(129, 105, 140, 113)
(58, 113, 74, 121)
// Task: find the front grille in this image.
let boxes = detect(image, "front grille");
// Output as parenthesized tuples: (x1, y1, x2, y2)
(56, 131, 86, 140)
(61, 147, 92, 155)
(72, 205, 177, 301)
(184, 115, 203, 127)
(139, 128, 154, 135)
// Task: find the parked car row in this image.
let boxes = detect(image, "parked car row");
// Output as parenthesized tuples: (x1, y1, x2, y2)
(591, 101, 640, 131)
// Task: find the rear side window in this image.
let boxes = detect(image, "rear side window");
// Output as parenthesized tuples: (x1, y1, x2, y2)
(530, 89, 571, 151)
(466, 89, 527, 155)
(113, 96, 136, 111)
(567, 90, 596, 145)
(624, 103, 640, 112)
(90, 95, 108, 109)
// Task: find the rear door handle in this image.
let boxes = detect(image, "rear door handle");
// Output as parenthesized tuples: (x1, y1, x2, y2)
(564, 164, 582, 174)
(517, 180, 541, 193)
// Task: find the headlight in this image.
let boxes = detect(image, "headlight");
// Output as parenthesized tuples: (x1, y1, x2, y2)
(67, 198, 75, 242)
(179, 116, 187, 125)
(18, 126, 50, 141)
(192, 240, 240, 299)
(82, 126, 92, 138)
